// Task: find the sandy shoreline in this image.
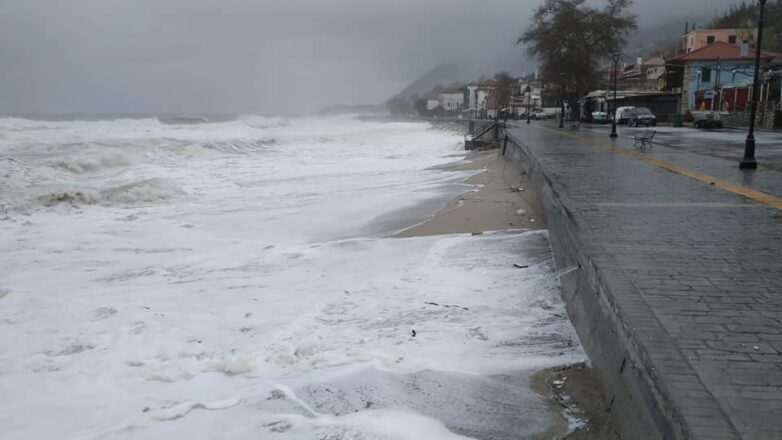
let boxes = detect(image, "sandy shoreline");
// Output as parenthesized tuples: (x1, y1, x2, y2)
(394, 147, 619, 439)
(395, 150, 544, 238)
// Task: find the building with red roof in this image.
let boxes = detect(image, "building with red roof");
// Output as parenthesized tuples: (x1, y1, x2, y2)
(665, 41, 780, 113)
(681, 28, 755, 54)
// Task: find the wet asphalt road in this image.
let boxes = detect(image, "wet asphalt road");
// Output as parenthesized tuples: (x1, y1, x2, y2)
(577, 123, 782, 171)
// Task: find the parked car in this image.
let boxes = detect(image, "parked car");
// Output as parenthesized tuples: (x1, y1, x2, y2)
(591, 111, 609, 123)
(614, 106, 635, 125)
(691, 111, 725, 129)
(530, 108, 556, 120)
(627, 107, 657, 127)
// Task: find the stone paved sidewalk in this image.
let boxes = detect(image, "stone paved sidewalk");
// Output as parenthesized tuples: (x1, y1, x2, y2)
(507, 122, 782, 440)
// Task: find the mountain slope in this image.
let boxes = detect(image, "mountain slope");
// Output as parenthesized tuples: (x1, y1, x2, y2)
(393, 63, 477, 100)
(390, 49, 534, 103)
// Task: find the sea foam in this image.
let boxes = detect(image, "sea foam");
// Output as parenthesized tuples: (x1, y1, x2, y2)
(0, 116, 582, 440)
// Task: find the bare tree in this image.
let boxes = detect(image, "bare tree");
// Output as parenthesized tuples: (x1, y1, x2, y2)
(493, 72, 515, 114)
(518, 0, 637, 96)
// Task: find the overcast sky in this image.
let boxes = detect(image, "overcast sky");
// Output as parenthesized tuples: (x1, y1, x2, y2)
(0, 0, 739, 115)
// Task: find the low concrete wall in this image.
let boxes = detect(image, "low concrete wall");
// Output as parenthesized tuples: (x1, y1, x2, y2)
(504, 135, 686, 440)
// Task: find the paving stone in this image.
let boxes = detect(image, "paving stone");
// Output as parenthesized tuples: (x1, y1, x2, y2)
(507, 123, 782, 440)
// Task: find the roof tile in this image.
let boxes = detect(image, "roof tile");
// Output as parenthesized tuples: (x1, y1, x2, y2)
(672, 41, 779, 62)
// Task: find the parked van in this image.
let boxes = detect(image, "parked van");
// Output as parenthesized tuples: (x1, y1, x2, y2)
(627, 107, 657, 127)
(613, 106, 635, 125)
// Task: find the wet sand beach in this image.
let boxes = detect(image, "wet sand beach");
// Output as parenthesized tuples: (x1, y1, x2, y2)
(396, 148, 620, 439)
(396, 150, 544, 237)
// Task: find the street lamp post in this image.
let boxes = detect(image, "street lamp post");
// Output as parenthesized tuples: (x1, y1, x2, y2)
(526, 85, 532, 124)
(740, 0, 767, 170)
(559, 73, 566, 129)
(610, 52, 621, 138)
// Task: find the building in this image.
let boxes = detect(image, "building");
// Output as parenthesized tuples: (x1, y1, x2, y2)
(609, 57, 669, 91)
(438, 88, 465, 111)
(644, 58, 667, 82)
(426, 98, 440, 111)
(598, 57, 668, 94)
(466, 85, 479, 112)
(666, 41, 779, 114)
(466, 80, 497, 119)
(510, 79, 543, 117)
(579, 90, 681, 123)
(682, 28, 754, 54)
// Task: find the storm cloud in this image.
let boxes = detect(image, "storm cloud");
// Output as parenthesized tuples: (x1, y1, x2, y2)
(0, 0, 740, 114)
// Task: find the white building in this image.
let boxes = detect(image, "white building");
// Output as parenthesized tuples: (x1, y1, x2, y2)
(519, 80, 543, 105)
(438, 90, 465, 111)
(467, 81, 496, 118)
(509, 79, 544, 117)
(426, 98, 440, 111)
(476, 90, 490, 109)
(467, 85, 479, 111)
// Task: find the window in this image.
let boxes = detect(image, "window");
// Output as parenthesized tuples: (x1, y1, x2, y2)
(729, 35, 737, 44)
(707, 36, 716, 44)
(700, 67, 712, 83)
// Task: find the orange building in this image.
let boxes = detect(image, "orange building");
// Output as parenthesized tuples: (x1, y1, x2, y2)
(682, 28, 755, 53)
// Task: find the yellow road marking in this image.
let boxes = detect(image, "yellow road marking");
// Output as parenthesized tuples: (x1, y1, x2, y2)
(539, 126, 782, 210)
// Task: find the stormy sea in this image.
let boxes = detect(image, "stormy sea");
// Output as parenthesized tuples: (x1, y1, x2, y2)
(0, 115, 584, 439)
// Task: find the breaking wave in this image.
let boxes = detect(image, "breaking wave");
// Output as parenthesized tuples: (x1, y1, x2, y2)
(0, 117, 57, 131)
(49, 150, 134, 174)
(32, 178, 184, 208)
(238, 115, 290, 129)
(158, 116, 212, 125)
(201, 138, 280, 153)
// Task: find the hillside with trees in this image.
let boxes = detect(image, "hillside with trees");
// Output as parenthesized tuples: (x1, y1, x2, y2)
(641, 0, 782, 60)
(710, 1, 782, 52)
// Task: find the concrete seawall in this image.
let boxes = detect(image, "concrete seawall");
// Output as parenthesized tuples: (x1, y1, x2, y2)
(504, 132, 691, 439)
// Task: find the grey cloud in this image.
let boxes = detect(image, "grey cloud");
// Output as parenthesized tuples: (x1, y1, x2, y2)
(0, 0, 743, 114)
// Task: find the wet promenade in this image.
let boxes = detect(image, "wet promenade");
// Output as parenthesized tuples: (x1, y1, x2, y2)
(506, 122, 782, 440)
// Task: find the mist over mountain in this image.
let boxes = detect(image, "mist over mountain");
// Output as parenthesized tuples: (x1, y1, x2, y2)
(391, 44, 533, 101)
(624, 9, 732, 60)
(393, 64, 473, 100)
(390, 2, 743, 103)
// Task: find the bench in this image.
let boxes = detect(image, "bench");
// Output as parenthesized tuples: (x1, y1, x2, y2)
(633, 130, 655, 150)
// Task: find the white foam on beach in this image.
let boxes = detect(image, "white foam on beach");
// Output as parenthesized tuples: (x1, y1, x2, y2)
(0, 115, 584, 439)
